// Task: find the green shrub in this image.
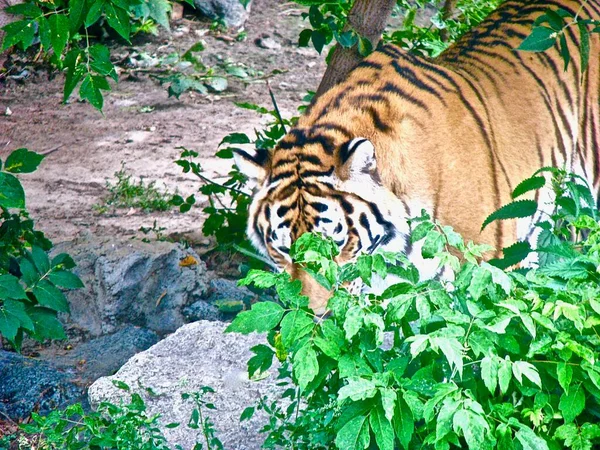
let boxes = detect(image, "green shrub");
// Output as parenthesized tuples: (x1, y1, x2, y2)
(0, 148, 83, 351)
(17, 382, 223, 450)
(227, 169, 600, 450)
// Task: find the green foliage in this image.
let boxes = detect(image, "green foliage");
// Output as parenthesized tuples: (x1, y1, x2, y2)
(17, 382, 222, 449)
(0, 0, 192, 111)
(293, 0, 503, 59)
(0, 148, 82, 351)
(95, 164, 176, 213)
(388, 0, 503, 57)
(227, 172, 600, 450)
(518, 2, 600, 74)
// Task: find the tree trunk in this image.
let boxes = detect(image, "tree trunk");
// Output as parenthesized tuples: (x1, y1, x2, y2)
(313, 0, 397, 101)
(440, 0, 459, 42)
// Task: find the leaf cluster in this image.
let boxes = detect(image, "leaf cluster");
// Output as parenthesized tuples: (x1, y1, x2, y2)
(0, 148, 83, 350)
(17, 382, 223, 450)
(226, 172, 600, 450)
(517, 4, 600, 74)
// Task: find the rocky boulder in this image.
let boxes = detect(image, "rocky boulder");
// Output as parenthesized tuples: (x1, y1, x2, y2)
(0, 350, 84, 419)
(88, 320, 283, 450)
(53, 235, 210, 337)
(194, 0, 251, 29)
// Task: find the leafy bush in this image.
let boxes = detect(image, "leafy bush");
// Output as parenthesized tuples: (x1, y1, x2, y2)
(226, 170, 600, 450)
(0, 148, 83, 351)
(18, 382, 223, 450)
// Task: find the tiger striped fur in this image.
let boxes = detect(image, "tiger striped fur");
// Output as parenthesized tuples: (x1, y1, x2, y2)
(234, 0, 600, 313)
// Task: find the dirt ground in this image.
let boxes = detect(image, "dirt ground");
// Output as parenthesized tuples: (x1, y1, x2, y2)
(0, 0, 325, 245)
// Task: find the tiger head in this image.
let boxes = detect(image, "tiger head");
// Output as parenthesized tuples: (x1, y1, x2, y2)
(234, 132, 413, 313)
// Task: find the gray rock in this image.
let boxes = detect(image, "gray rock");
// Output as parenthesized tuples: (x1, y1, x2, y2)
(193, 0, 251, 29)
(50, 326, 160, 382)
(0, 350, 84, 420)
(206, 278, 255, 303)
(182, 300, 222, 322)
(53, 236, 210, 337)
(256, 36, 281, 50)
(88, 321, 283, 450)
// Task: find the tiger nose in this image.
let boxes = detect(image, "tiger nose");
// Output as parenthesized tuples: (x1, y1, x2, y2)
(290, 264, 332, 315)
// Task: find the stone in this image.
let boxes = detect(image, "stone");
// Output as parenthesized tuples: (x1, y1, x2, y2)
(53, 235, 210, 337)
(193, 0, 251, 29)
(88, 321, 283, 450)
(50, 325, 160, 382)
(255, 36, 281, 50)
(0, 350, 84, 420)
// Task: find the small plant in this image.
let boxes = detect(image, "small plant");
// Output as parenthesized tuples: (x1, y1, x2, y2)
(182, 387, 224, 450)
(0, 148, 83, 351)
(97, 164, 176, 213)
(226, 170, 600, 450)
(16, 382, 223, 450)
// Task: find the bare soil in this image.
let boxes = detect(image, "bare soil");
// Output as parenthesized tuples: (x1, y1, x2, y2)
(0, 0, 325, 246)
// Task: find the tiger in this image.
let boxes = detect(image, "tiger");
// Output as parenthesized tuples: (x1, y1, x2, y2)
(233, 0, 600, 313)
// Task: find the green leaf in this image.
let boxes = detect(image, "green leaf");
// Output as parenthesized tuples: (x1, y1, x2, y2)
(468, 266, 491, 300)
(491, 241, 532, 269)
(338, 378, 377, 402)
(146, 0, 171, 30)
(481, 355, 499, 394)
(220, 133, 251, 145)
(19, 258, 38, 287)
(33, 279, 70, 312)
(280, 310, 314, 349)
(85, 0, 105, 27)
(335, 415, 370, 450)
(47, 271, 84, 289)
(379, 388, 395, 422)
(247, 344, 274, 378)
(0, 306, 19, 340)
(559, 384, 585, 423)
(90, 45, 118, 81)
(69, 0, 87, 33)
(5, 3, 42, 17)
(225, 301, 284, 334)
(498, 357, 512, 395)
(557, 362, 573, 394)
(0, 172, 25, 209)
(517, 26, 557, 52)
(48, 14, 69, 57)
(311, 30, 327, 54)
(0, 274, 27, 300)
(240, 406, 255, 421)
(293, 343, 319, 390)
(577, 21, 590, 74)
(481, 200, 538, 230)
(1, 19, 36, 50)
(314, 320, 344, 359)
(559, 33, 570, 71)
(512, 361, 542, 388)
(31, 246, 51, 274)
(4, 148, 45, 174)
(37, 17, 52, 51)
(512, 176, 546, 198)
(511, 420, 549, 450)
(369, 405, 394, 450)
(63, 49, 85, 102)
(344, 306, 363, 340)
(27, 306, 66, 340)
(104, 3, 131, 41)
(453, 409, 490, 449)
(394, 394, 414, 450)
(80, 74, 111, 111)
(422, 230, 445, 258)
(3, 299, 34, 331)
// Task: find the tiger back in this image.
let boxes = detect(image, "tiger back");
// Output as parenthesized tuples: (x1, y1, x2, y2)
(234, 0, 600, 313)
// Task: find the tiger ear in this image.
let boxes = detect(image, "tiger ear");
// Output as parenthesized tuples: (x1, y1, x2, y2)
(233, 148, 271, 185)
(339, 138, 376, 176)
